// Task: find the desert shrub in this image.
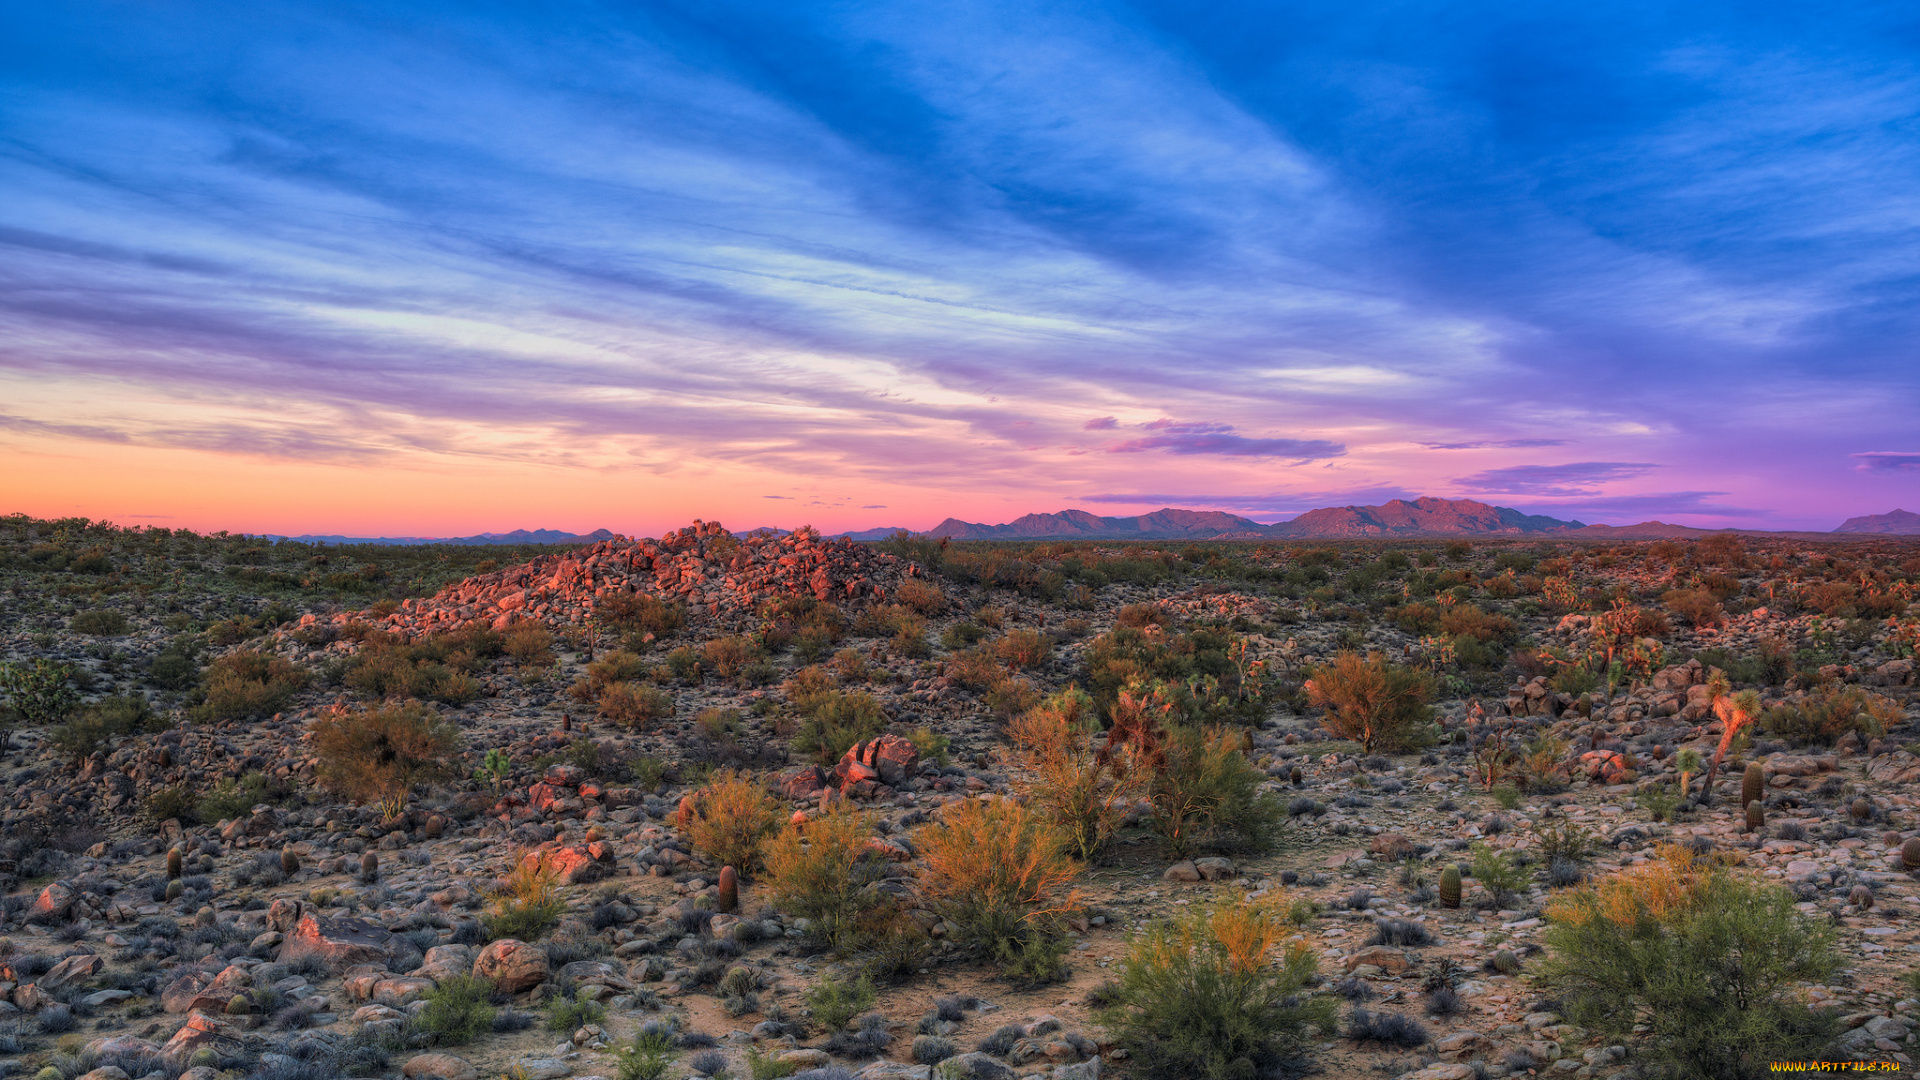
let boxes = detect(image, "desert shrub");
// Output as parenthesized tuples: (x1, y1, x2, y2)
(984, 675, 1042, 719)
(994, 629, 1052, 670)
(1468, 843, 1528, 907)
(612, 1025, 678, 1080)
(503, 622, 555, 667)
(917, 796, 1080, 983)
(944, 647, 1005, 691)
(598, 682, 673, 728)
(147, 642, 201, 690)
(47, 694, 160, 761)
(1760, 684, 1900, 746)
(310, 701, 459, 814)
(1663, 589, 1724, 629)
(1304, 651, 1435, 752)
(763, 805, 889, 947)
(196, 650, 308, 722)
(572, 651, 651, 701)
(1146, 722, 1284, 857)
(1542, 845, 1841, 1079)
(1801, 581, 1858, 616)
(70, 608, 130, 635)
(703, 636, 766, 683)
(676, 770, 782, 875)
(483, 855, 566, 941)
(791, 690, 887, 764)
(1347, 1007, 1429, 1046)
(940, 622, 987, 650)
(894, 578, 946, 614)
(1004, 689, 1144, 861)
(196, 771, 286, 822)
(807, 973, 876, 1033)
(1438, 604, 1517, 644)
(1100, 897, 1335, 1080)
(413, 975, 496, 1045)
(601, 593, 686, 639)
(546, 988, 607, 1032)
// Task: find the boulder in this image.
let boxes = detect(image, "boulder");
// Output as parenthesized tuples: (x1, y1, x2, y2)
(837, 735, 919, 788)
(277, 911, 396, 973)
(28, 881, 76, 922)
(162, 1012, 244, 1061)
(1343, 946, 1413, 974)
(1369, 833, 1415, 860)
(1867, 752, 1920, 786)
(403, 1053, 480, 1080)
(473, 939, 550, 994)
(520, 845, 611, 886)
(777, 766, 827, 799)
(40, 953, 104, 992)
(1162, 861, 1202, 882)
(160, 971, 217, 1014)
(1193, 856, 1237, 881)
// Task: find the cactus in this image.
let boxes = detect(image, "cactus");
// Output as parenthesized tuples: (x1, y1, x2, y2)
(1744, 801, 1764, 832)
(1289, 765, 1303, 786)
(167, 847, 183, 880)
(165, 878, 184, 902)
(281, 846, 300, 875)
(424, 815, 444, 839)
(361, 851, 379, 883)
(1852, 797, 1873, 822)
(1439, 865, 1461, 909)
(1903, 837, 1920, 872)
(717, 865, 738, 914)
(1850, 884, 1874, 910)
(157, 746, 172, 769)
(1741, 762, 1764, 810)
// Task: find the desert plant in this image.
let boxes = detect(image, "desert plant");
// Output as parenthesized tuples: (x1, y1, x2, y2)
(806, 973, 876, 1033)
(546, 988, 607, 1033)
(611, 1025, 678, 1080)
(311, 701, 459, 812)
(676, 770, 782, 875)
(994, 629, 1052, 670)
(716, 865, 738, 913)
(196, 650, 309, 722)
(1003, 688, 1147, 861)
(503, 622, 555, 667)
(1902, 837, 1920, 872)
(762, 805, 890, 948)
(1542, 845, 1841, 1080)
(1744, 801, 1765, 832)
(1674, 748, 1703, 801)
(1099, 896, 1336, 1080)
(598, 682, 674, 728)
(1760, 683, 1900, 746)
(1304, 651, 1435, 752)
(413, 975, 497, 1045)
(916, 795, 1081, 982)
(1469, 843, 1527, 907)
(790, 690, 887, 764)
(1146, 722, 1285, 857)
(483, 854, 566, 941)
(70, 608, 131, 635)
(1741, 762, 1764, 809)
(474, 747, 513, 790)
(1438, 866, 1461, 908)
(0, 659, 82, 725)
(1662, 589, 1723, 629)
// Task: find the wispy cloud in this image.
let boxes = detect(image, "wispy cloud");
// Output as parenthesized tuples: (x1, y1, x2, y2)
(1455, 462, 1660, 497)
(1107, 422, 1345, 459)
(1852, 452, 1920, 472)
(1423, 439, 1567, 450)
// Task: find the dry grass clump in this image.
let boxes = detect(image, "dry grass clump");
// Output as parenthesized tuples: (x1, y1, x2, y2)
(503, 620, 555, 667)
(993, 629, 1052, 670)
(676, 769, 783, 875)
(310, 700, 459, 815)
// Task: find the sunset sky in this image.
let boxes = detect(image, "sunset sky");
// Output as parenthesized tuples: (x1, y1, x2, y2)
(3, 1, 1918, 537)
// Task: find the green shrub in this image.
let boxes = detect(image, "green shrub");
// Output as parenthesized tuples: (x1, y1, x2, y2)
(0, 659, 82, 724)
(413, 975, 496, 1045)
(310, 700, 459, 813)
(806, 973, 876, 1033)
(600, 593, 686, 639)
(47, 694, 160, 761)
(483, 856, 567, 941)
(70, 608, 130, 635)
(763, 806, 890, 947)
(1147, 722, 1284, 857)
(195, 650, 308, 722)
(546, 988, 606, 1033)
(1100, 898, 1335, 1080)
(1304, 651, 1435, 752)
(791, 690, 887, 763)
(1760, 683, 1900, 746)
(917, 795, 1081, 984)
(612, 1026, 677, 1080)
(1542, 847, 1841, 1080)
(146, 785, 198, 823)
(598, 682, 674, 728)
(676, 770, 783, 875)
(196, 771, 286, 822)
(147, 643, 201, 690)
(1468, 842, 1527, 907)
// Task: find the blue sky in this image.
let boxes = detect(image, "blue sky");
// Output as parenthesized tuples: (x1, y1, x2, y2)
(2, 0, 1917, 534)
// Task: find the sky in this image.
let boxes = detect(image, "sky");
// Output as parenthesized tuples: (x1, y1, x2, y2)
(3, 1, 1918, 537)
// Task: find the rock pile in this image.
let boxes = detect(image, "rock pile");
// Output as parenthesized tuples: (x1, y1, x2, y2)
(296, 520, 914, 640)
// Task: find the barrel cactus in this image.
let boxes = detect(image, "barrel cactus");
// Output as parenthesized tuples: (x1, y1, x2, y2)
(167, 847, 183, 880)
(361, 851, 379, 883)
(717, 865, 739, 914)
(1744, 801, 1764, 832)
(1903, 837, 1920, 872)
(281, 846, 300, 875)
(1439, 865, 1461, 909)
(1741, 762, 1764, 810)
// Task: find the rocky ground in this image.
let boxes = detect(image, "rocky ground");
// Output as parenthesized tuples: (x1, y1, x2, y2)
(2, 518, 1919, 1080)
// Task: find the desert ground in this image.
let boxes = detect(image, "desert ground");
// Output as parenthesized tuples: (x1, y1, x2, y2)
(2, 514, 1919, 1080)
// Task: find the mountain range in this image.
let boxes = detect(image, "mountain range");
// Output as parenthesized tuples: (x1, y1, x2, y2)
(267, 500, 1920, 545)
(920, 498, 1583, 540)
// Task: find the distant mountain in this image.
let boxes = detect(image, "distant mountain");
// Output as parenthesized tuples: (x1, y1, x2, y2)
(278, 528, 616, 546)
(1268, 498, 1581, 538)
(1560, 521, 1719, 539)
(918, 499, 1581, 541)
(926, 508, 1274, 541)
(1835, 509, 1920, 535)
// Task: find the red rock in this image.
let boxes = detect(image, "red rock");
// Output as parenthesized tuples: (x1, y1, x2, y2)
(276, 911, 396, 973)
(472, 939, 550, 994)
(28, 881, 76, 922)
(520, 845, 608, 886)
(779, 766, 827, 799)
(162, 1013, 243, 1060)
(527, 782, 566, 813)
